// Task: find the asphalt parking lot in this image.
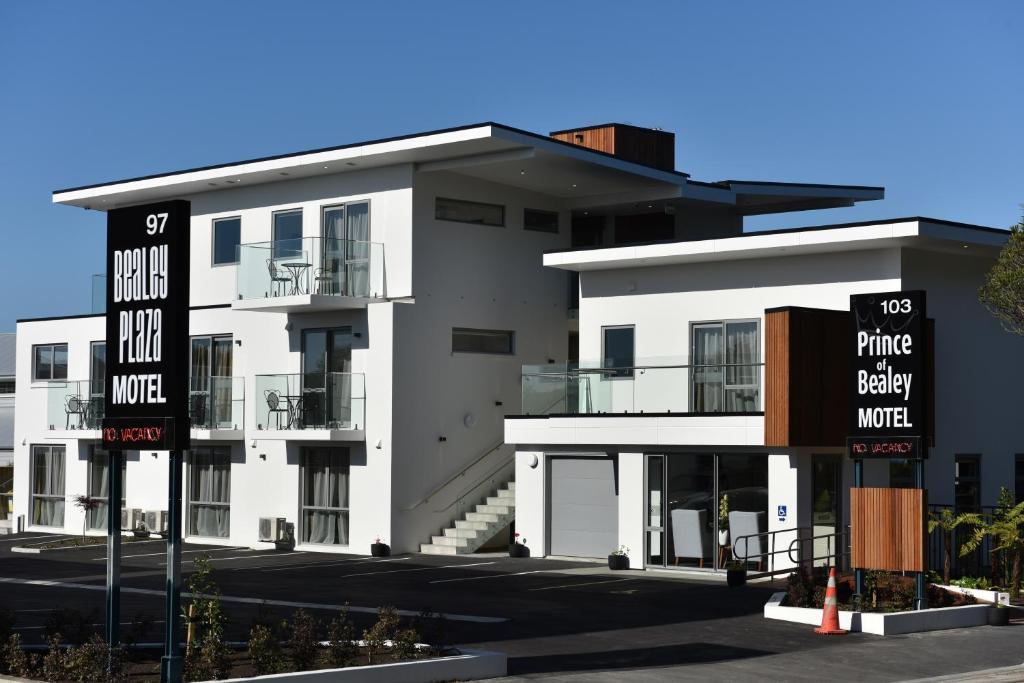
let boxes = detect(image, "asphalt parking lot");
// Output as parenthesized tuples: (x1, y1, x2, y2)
(1, 532, 1022, 682)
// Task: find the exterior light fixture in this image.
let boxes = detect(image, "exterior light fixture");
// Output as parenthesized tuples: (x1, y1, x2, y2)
(529, 454, 539, 469)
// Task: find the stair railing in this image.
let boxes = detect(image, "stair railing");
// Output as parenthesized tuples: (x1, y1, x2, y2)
(401, 439, 511, 514)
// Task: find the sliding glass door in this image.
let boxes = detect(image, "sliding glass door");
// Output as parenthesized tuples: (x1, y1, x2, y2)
(321, 201, 370, 296)
(87, 448, 125, 531)
(691, 320, 760, 413)
(190, 336, 233, 429)
(301, 328, 352, 428)
(301, 447, 350, 545)
(189, 447, 231, 538)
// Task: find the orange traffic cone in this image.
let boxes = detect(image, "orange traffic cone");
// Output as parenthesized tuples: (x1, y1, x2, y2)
(814, 567, 848, 635)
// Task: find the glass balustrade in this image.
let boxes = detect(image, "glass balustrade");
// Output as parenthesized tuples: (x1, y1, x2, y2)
(237, 238, 383, 302)
(254, 372, 365, 431)
(521, 358, 763, 416)
(189, 376, 244, 430)
(45, 380, 104, 430)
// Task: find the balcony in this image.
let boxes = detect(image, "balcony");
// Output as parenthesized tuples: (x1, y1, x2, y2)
(44, 380, 103, 437)
(253, 372, 365, 440)
(233, 237, 384, 313)
(189, 376, 245, 440)
(521, 359, 763, 416)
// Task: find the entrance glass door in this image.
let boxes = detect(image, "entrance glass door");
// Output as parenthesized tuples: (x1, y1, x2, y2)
(811, 455, 841, 567)
(301, 328, 352, 428)
(645, 455, 664, 566)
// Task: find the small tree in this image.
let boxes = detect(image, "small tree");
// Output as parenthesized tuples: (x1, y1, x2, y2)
(73, 495, 100, 540)
(183, 555, 231, 681)
(957, 490, 1024, 599)
(978, 213, 1024, 335)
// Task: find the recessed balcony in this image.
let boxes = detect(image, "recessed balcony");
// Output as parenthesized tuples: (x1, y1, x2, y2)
(232, 237, 384, 313)
(43, 380, 103, 438)
(189, 376, 245, 440)
(253, 372, 365, 441)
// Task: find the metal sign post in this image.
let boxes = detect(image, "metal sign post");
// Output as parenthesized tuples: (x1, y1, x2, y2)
(161, 449, 185, 683)
(105, 449, 123, 673)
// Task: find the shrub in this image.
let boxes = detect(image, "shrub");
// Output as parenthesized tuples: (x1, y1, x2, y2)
(287, 609, 320, 671)
(1, 633, 31, 677)
(392, 627, 420, 661)
(248, 623, 285, 676)
(323, 610, 357, 669)
(414, 610, 450, 657)
(363, 606, 400, 664)
(41, 634, 70, 682)
(184, 555, 231, 681)
(785, 569, 814, 608)
(65, 634, 122, 683)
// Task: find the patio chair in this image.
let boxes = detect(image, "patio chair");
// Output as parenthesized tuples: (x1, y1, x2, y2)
(264, 389, 291, 429)
(671, 508, 710, 568)
(313, 264, 337, 295)
(730, 510, 767, 571)
(265, 259, 290, 297)
(64, 394, 86, 429)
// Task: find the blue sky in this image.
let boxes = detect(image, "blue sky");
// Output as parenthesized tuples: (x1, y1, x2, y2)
(1, 1, 1021, 330)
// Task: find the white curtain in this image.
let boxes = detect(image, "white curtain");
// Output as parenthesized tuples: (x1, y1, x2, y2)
(725, 322, 759, 412)
(345, 203, 370, 297)
(32, 447, 65, 527)
(692, 326, 724, 412)
(303, 450, 349, 545)
(190, 450, 231, 538)
(322, 207, 346, 295)
(88, 453, 109, 530)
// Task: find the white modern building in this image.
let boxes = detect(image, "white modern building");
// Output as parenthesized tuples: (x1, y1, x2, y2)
(506, 211, 1024, 572)
(0, 332, 14, 532)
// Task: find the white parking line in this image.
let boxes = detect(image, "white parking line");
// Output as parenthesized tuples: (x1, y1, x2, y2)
(260, 557, 411, 573)
(0, 535, 75, 544)
(430, 569, 552, 584)
(528, 578, 634, 591)
(332, 561, 496, 579)
(159, 552, 300, 566)
(95, 546, 245, 560)
(0, 576, 507, 624)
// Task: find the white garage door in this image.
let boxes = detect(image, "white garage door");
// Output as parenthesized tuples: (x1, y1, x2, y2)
(548, 456, 618, 558)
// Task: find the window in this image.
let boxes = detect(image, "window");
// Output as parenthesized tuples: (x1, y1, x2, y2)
(301, 447, 349, 545)
(1016, 455, 1024, 504)
(955, 455, 981, 511)
(321, 201, 371, 296)
(87, 448, 125, 531)
(90, 341, 105, 397)
(190, 336, 234, 429)
(212, 217, 241, 265)
(33, 344, 67, 381)
(524, 208, 560, 233)
(189, 447, 231, 538)
(0, 466, 12, 521)
(601, 326, 635, 378)
(889, 460, 917, 488)
(452, 328, 515, 355)
(691, 320, 760, 413)
(435, 197, 504, 227)
(0, 379, 13, 394)
(31, 445, 65, 527)
(273, 209, 303, 259)
(301, 328, 353, 428)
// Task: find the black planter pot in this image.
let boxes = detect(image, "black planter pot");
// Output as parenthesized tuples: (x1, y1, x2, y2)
(508, 543, 529, 558)
(370, 543, 390, 557)
(726, 568, 747, 587)
(132, 530, 149, 539)
(608, 554, 630, 570)
(989, 606, 1010, 626)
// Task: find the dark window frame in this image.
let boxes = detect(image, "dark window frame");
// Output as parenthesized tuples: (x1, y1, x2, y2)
(601, 325, 635, 379)
(435, 197, 505, 227)
(211, 216, 242, 266)
(524, 208, 560, 234)
(272, 208, 304, 260)
(451, 328, 516, 355)
(32, 343, 68, 382)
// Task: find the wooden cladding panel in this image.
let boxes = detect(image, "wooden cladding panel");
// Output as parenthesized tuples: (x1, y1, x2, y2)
(850, 487, 926, 572)
(764, 307, 849, 447)
(551, 124, 675, 171)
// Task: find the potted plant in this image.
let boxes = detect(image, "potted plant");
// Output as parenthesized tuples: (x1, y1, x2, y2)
(509, 532, 529, 558)
(132, 522, 149, 539)
(371, 536, 390, 557)
(718, 494, 729, 547)
(608, 545, 630, 570)
(989, 603, 1011, 626)
(726, 560, 747, 587)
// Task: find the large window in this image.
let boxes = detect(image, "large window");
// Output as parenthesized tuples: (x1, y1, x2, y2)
(33, 344, 67, 381)
(273, 209, 303, 259)
(0, 466, 12, 521)
(87, 449, 125, 531)
(435, 197, 505, 227)
(321, 201, 370, 296)
(691, 320, 760, 413)
(1016, 455, 1024, 504)
(955, 455, 981, 511)
(212, 217, 242, 265)
(601, 326, 634, 378)
(301, 447, 350, 545)
(189, 447, 231, 538)
(190, 336, 234, 429)
(524, 208, 560, 233)
(31, 445, 65, 527)
(451, 328, 515, 355)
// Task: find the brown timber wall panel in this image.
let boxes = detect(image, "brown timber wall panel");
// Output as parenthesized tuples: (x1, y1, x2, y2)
(850, 487, 926, 572)
(552, 126, 617, 156)
(764, 307, 849, 447)
(551, 125, 675, 170)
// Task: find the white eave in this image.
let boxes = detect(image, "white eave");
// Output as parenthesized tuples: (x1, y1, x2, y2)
(543, 219, 1009, 271)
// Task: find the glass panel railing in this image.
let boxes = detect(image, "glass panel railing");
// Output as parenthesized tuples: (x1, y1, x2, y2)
(521, 359, 763, 416)
(237, 237, 383, 302)
(91, 274, 106, 314)
(44, 380, 104, 430)
(189, 376, 244, 430)
(254, 372, 365, 431)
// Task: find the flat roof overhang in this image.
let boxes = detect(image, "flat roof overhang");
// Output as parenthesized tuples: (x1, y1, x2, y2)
(543, 218, 1008, 272)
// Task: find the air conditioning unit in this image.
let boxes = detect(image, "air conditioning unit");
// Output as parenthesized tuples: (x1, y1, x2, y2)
(145, 510, 168, 534)
(258, 517, 287, 543)
(130, 508, 145, 530)
(120, 508, 129, 531)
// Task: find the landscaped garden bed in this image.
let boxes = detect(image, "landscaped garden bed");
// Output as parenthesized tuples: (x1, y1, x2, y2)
(11, 534, 159, 553)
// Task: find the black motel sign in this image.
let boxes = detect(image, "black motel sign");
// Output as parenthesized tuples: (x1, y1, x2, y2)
(102, 200, 190, 450)
(847, 290, 927, 459)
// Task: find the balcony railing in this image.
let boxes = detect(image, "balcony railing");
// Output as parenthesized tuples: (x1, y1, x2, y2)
(521, 359, 763, 416)
(189, 376, 244, 430)
(254, 372, 365, 431)
(91, 274, 106, 314)
(45, 380, 104, 430)
(237, 237, 384, 302)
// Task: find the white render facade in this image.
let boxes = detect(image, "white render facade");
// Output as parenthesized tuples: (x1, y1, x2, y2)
(506, 219, 1024, 572)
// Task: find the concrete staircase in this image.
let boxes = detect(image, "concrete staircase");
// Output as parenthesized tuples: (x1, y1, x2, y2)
(419, 481, 515, 555)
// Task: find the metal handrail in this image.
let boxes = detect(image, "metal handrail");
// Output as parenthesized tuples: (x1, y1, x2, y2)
(433, 449, 514, 514)
(730, 525, 850, 578)
(401, 439, 507, 511)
